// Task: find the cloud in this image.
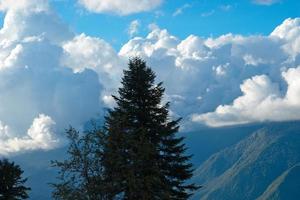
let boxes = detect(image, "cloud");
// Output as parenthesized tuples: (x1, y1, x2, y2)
(78, 0, 163, 15)
(172, 3, 191, 17)
(0, 114, 60, 156)
(1, 0, 300, 156)
(62, 33, 122, 86)
(252, 0, 280, 5)
(128, 20, 140, 37)
(61, 33, 124, 107)
(271, 18, 300, 57)
(120, 18, 300, 127)
(193, 67, 300, 127)
(0, 0, 48, 12)
(188, 18, 300, 127)
(0, 0, 104, 155)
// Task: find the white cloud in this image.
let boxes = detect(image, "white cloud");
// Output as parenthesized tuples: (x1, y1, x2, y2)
(252, 0, 280, 5)
(192, 75, 280, 126)
(61, 33, 124, 104)
(119, 27, 178, 59)
(0, 0, 103, 155)
(0, 0, 48, 12)
(128, 20, 140, 37)
(78, 0, 163, 15)
(62, 33, 122, 84)
(193, 67, 300, 127)
(119, 18, 300, 127)
(0, 114, 60, 156)
(271, 18, 300, 57)
(1, 0, 300, 153)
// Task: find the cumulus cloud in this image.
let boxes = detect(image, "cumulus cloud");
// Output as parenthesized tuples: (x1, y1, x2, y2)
(271, 18, 300, 57)
(78, 0, 163, 15)
(188, 18, 300, 127)
(1, 0, 300, 156)
(62, 33, 122, 83)
(193, 67, 300, 126)
(119, 27, 178, 59)
(119, 18, 300, 127)
(0, 0, 104, 155)
(0, 114, 59, 156)
(61, 33, 124, 107)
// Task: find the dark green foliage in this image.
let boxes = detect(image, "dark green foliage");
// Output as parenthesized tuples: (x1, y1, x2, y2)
(103, 57, 199, 200)
(0, 159, 31, 200)
(51, 126, 106, 200)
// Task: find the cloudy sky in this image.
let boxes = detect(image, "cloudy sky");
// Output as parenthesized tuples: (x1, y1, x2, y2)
(0, 0, 299, 156)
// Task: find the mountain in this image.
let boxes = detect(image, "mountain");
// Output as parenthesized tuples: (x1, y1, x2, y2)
(183, 124, 262, 166)
(191, 121, 300, 200)
(8, 122, 300, 199)
(9, 124, 257, 200)
(257, 163, 300, 200)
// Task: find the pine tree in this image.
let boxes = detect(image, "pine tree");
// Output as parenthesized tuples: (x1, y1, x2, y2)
(103, 57, 198, 200)
(0, 159, 31, 200)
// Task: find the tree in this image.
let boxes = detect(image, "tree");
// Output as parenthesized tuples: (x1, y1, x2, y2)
(51, 125, 106, 200)
(52, 57, 199, 199)
(103, 57, 198, 200)
(0, 159, 31, 200)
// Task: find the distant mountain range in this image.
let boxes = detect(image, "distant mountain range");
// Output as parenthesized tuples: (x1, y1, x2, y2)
(191, 121, 300, 200)
(9, 121, 300, 199)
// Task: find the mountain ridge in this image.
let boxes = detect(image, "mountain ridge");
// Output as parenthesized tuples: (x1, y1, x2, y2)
(257, 163, 300, 200)
(192, 121, 300, 200)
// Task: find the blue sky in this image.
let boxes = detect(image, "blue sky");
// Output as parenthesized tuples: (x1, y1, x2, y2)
(45, 0, 300, 49)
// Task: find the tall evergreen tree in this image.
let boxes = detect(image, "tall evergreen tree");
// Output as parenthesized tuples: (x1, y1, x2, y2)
(0, 159, 31, 200)
(103, 57, 198, 200)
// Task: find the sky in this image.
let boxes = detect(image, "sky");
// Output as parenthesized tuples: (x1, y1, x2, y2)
(46, 0, 300, 49)
(0, 0, 300, 156)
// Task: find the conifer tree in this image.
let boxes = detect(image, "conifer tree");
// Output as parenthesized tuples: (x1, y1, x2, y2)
(0, 159, 31, 200)
(103, 57, 198, 200)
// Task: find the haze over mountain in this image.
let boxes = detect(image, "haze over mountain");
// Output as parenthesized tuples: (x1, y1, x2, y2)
(192, 121, 300, 200)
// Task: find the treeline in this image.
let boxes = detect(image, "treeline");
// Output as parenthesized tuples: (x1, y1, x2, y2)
(0, 58, 199, 200)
